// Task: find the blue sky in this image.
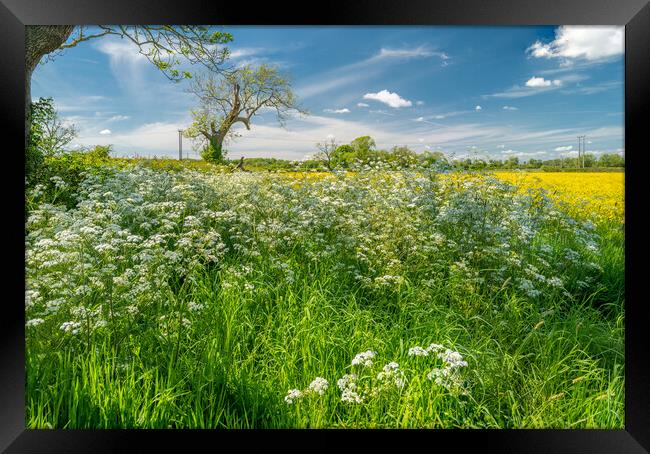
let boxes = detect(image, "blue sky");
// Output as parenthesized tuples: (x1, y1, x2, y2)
(31, 26, 624, 161)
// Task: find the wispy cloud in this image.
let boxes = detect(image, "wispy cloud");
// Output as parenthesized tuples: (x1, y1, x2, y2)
(94, 38, 149, 88)
(323, 108, 350, 114)
(369, 109, 396, 116)
(296, 44, 447, 99)
(371, 45, 448, 62)
(565, 80, 622, 95)
(228, 47, 267, 59)
(108, 115, 130, 122)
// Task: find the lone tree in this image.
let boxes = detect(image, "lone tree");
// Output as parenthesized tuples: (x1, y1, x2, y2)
(315, 136, 339, 170)
(184, 64, 306, 162)
(25, 25, 234, 141)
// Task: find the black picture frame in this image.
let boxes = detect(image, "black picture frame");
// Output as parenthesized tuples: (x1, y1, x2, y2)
(1, 0, 648, 451)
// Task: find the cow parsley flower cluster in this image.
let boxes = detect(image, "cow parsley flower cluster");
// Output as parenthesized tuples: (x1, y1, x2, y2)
(337, 374, 363, 404)
(376, 361, 407, 389)
(284, 377, 329, 405)
(426, 348, 469, 392)
(407, 343, 445, 358)
(284, 389, 303, 405)
(307, 377, 330, 395)
(351, 350, 377, 367)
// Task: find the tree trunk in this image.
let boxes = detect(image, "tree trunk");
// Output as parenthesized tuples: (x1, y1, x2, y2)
(25, 26, 75, 143)
(209, 134, 225, 161)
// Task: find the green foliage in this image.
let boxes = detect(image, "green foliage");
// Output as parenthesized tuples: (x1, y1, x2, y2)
(200, 143, 225, 163)
(388, 145, 418, 167)
(26, 97, 80, 189)
(26, 98, 55, 187)
(331, 144, 355, 168)
(597, 153, 625, 167)
(350, 135, 376, 160)
(27, 145, 116, 210)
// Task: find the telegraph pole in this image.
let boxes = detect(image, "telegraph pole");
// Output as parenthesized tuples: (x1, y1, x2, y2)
(577, 135, 587, 168)
(178, 129, 183, 160)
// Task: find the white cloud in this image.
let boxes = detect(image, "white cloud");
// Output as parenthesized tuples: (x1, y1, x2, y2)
(357, 102, 369, 108)
(323, 108, 351, 114)
(416, 100, 425, 106)
(475, 105, 482, 111)
(109, 115, 130, 122)
(502, 106, 518, 111)
(363, 90, 412, 108)
(526, 77, 562, 88)
(528, 26, 623, 62)
(554, 145, 573, 152)
(99, 129, 112, 135)
(415, 117, 425, 122)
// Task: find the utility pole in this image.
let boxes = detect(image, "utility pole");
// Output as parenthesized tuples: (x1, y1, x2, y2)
(577, 135, 587, 169)
(178, 129, 183, 160)
(576, 135, 585, 169)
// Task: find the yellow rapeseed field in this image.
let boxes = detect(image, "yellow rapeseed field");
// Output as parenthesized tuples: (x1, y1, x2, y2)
(277, 169, 624, 224)
(494, 171, 624, 224)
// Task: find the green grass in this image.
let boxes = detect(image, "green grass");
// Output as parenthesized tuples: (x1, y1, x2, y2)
(26, 246, 624, 429)
(25, 167, 624, 429)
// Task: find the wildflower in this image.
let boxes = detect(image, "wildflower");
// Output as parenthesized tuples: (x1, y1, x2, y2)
(341, 389, 364, 404)
(284, 389, 303, 405)
(408, 346, 429, 357)
(26, 318, 44, 328)
(377, 362, 407, 389)
(188, 301, 205, 312)
(59, 321, 81, 335)
(351, 350, 376, 367)
(337, 374, 358, 391)
(438, 349, 468, 369)
(307, 377, 329, 395)
(426, 343, 445, 354)
(337, 373, 363, 403)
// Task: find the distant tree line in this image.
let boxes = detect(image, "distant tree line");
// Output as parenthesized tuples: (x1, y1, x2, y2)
(222, 136, 624, 172)
(307, 136, 624, 171)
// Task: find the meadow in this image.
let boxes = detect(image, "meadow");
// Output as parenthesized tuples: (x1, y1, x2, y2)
(25, 164, 624, 429)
